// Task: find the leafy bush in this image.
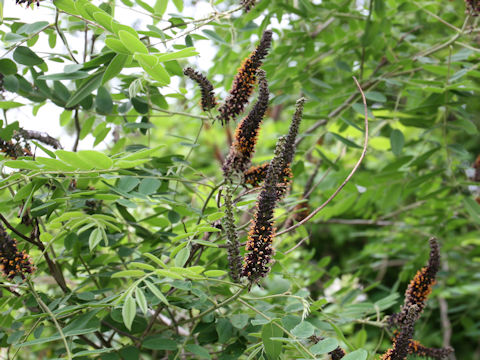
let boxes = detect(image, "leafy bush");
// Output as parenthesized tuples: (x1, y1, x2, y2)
(0, 0, 479, 359)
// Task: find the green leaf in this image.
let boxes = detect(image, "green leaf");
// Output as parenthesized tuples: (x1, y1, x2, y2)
(185, 344, 211, 359)
(143, 280, 169, 305)
(92, 11, 114, 32)
(134, 53, 170, 84)
(119, 30, 148, 54)
(103, 54, 129, 84)
(143, 253, 167, 268)
(77, 150, 113, 169)
(156, 47, 198, 62)
(310, 338, 339, 355)
(17, 21, 48, 35)
(216, 318, 233, 343)
(36, 157, 75, 171)
(390, 129, 404, 156)
(53, 0, 79, 14)
(172, 0, 183, 11)
(154, 0, 167, 16)
(0, 59, 17, 75)
(13, 46, 44, 66)
(342, 349, 368, 360)
(290, 321, 315, 338)
(129, 262, 155, 271)
(365, 91, 386, 103)
(66, 72, 104, 108)
(56, 150, 94, 170)
(0, 101, 25, 109)
(330, 133, 362, 149)
(202, 29, 227, 45)
(231, 314, 249, 329)
(135, 287, 148, 315)
(112, 270, 145, 278)
(105, 37, 131, 54)
(204, 270, 227, 277)
(261, 323, 283, 360)
(143, 335, 177, 350)
(122, 294, 136, 330)
(175, 247, 190, 267)
(38, 71, 90, 81)
(464, 198, 480, 224)
(96, 86, 113, 114)
(89, 228, 103, 250)
(4, 160, 40, 170)
(138, 178, 161, 195)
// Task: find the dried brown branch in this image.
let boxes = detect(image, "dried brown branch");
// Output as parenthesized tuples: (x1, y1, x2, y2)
(18, 129, 62, 149)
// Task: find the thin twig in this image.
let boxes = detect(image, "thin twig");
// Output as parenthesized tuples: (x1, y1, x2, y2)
(0, 214, 36, 245)
(73, 109, 80, 152)
(284, 236, 309, 255)
(55, 10, 78, 64)
(277, 77, 369, 237)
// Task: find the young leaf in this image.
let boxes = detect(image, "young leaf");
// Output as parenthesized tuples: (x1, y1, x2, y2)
(118, 30, 148, 54)
(261, 323, 283, 360)
(66, 72, 104, 108)
(135, 287, 148, 315)
(342, 349, 368, 360)
(174, 246, 190, 267)
(89, 228, 103, 251)
(143, 280, 169, 305)
(122, 294, 136, 330)
(390, 129, 405, 156)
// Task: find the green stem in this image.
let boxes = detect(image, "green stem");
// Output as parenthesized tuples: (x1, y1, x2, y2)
(27, 280, 72, 360)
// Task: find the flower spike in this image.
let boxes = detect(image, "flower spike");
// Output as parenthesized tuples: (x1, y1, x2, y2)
(242, 97, 306, 201)
(389, 237, 440, 326)
(382, 305, 419, 360)
(241, 137, 286, 283)
(223, 184, 242, 282)
(184, 67, 217, 112)
(241, 0, 256, 12)
(0, 224, 35, 280)
(223, 70, 269, 176)
(217, 30, 272, 125)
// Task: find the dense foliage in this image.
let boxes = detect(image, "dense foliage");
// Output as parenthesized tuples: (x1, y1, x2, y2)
(0, 0, 479, 359)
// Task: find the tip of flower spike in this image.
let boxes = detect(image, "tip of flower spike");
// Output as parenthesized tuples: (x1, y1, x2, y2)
(184, 67, 217, 112)
(241, 0, 257, 12)
(217, 30, 272, 125)
(427, 237, 440, 275)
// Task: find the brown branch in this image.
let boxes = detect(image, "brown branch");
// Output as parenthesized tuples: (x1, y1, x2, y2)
(18, 129, 63, 149)
(277, 76, 369, 237)
(0, 213, 37, 245)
